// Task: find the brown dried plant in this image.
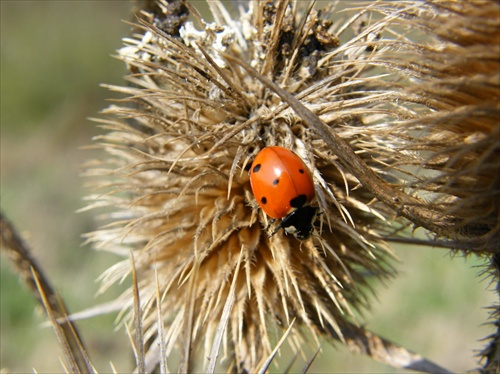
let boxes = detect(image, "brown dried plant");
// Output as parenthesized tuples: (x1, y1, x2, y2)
(81, 0, 499, 372)
(2, 0, 498, 373)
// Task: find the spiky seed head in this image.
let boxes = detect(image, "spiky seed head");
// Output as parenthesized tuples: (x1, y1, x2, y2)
(85, 0, 499, 371)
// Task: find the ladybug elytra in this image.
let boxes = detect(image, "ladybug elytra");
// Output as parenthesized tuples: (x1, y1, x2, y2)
(249, 146, 318, 240)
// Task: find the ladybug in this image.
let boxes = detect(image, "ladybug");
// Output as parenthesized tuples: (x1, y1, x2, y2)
(249, 146, 318, 240)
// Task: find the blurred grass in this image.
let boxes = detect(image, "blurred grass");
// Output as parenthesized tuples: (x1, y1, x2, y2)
(0, 1, 496, 373)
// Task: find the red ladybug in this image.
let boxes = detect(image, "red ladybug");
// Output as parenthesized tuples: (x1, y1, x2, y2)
(249, 146, 318, 240)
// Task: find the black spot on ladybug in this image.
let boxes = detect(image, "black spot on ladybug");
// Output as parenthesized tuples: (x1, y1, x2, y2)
(273, 179, 279, 185)
(252, 164, 261, 173)
(261, 197, 267, 205)
(298, 169, 304, 174)
(290, 194, 307, 208)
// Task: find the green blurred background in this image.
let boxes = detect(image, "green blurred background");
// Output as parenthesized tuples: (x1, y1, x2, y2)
(0, 1, 496, 373)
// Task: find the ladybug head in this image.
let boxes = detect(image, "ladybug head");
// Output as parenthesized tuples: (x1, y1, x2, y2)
(271, 205, 318, 240)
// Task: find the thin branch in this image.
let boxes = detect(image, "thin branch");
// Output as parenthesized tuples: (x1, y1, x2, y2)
(131, 252, 146, 374)
(0, 212, 95, 373)
(338, 321, 453, 374)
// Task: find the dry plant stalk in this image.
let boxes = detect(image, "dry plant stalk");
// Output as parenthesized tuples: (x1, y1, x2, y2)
(81, 0, 499, 372)
(0, 213, 95, 374)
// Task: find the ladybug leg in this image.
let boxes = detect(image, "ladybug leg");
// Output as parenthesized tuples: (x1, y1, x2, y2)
(268, 220, 283, 238)
(264, 218, 276, 236)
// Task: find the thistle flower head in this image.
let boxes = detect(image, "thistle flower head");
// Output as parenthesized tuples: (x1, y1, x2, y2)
(85, 0, 499, 371)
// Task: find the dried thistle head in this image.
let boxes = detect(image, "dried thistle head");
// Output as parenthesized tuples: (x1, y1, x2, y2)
(84, 0, 499, 372)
